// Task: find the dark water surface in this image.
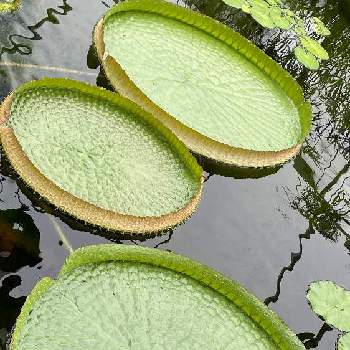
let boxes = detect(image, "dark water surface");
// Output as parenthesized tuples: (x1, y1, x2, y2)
(0, 0, 349, 349)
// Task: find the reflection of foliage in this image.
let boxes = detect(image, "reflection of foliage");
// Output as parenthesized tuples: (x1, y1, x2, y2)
(0, 0, 72, 59)
(222, 0, 330, 69)
(0, 208, 41, 272)
(0, 0, 21, 13)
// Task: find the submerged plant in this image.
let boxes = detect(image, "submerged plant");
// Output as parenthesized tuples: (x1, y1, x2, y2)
(307, 280, 350, 349)
(222, 0, 330, 70)
(10, 244, 305, 350)
(94, 0, 312, 169)
(0, 0, 21, 12)
(0, 78, 203, 234)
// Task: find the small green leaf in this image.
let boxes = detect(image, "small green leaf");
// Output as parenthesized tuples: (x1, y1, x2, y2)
(307, 281, 350, 331)
(242, 3, 252, 13)
(222, 0, 245, 9)
(265, 0, 282, 5)
(269, 7, 294, 29)
(338, 333, 350, 350)
(250, 1, 275, 28)
(294, 46, 320, 70)
(300, 36, 329, 60)
(241, 1, 252, 13)
(312, 16, 331, 36)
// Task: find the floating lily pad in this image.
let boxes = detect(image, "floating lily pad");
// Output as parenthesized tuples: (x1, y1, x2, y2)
(307, 281, 350, 331)
(0, 79, 203, 234)
(11, 244, 305, 350)
(338, 333, 350, 350)
(94, 0, 312, 168)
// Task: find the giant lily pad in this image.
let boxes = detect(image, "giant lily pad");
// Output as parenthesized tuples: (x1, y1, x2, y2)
(0, 79, 203, 234)
(94, 0, 312, 168)
(11, 244, 304, 350)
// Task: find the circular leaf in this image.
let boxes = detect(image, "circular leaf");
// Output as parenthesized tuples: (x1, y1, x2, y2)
(11, 245, 305, 350)
(0, 79, 203, 234)
(96, 0, 312, 168)
(307, 281, 350, 331)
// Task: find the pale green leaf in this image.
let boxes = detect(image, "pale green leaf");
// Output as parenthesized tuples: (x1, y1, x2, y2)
(338, 333, 350, 350)
(294, 46, 320, 70)
(222, 0, 245, 9)
(269, 7, 294, 29)
(241, 1, 252, 13)
(300, 36, 329, 60)
(307, 281, 350, 331)
(250, 0, 275, 28)
(312, 16, 331, 36)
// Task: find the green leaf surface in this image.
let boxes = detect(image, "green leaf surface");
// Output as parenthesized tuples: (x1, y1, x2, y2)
(2, 79, 202, 231)
(250, 0, 275, 28)
(0, 0, 20, 12)
(294, 46, 320, 70)
(11, 244, 305, 350)
(312, 16, 331, 36)
(269, 7, 294, 30)
(300, 36, 329, 60)
(102, 0, 307, 155)
(222, 0, 245, 9)
(307, 281, 350, 331)
(337, 333, 350, 350)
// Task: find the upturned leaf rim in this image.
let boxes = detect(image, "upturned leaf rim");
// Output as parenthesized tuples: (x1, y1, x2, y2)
(94, 0, 312, 168)
(0, 78, 203, 234)
(11, 244, 305, 350)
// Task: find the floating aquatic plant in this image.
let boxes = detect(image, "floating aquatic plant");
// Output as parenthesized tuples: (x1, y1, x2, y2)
(0, 0, 21, 12)
(94, 0, 312, 169)
(222, 0, 330, 70)
(307, 280, 350, 349)
(11, 244, 305, 350)
(0, 78, 203, 234)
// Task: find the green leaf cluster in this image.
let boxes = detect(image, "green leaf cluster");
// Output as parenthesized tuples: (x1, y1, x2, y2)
(307, 281, 350, 349)
(0, 0, 21, 12)
(222, 0, 330, 70)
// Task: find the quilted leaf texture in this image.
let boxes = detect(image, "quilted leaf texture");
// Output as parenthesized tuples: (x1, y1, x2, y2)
(11, 244, 305, 350)
(94, 0, 312, 168)
(0, 79, 203, 234)
(307, 281, 350, 332)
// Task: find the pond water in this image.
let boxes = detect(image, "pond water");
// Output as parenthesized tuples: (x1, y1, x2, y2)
(0, 0, 349, 349)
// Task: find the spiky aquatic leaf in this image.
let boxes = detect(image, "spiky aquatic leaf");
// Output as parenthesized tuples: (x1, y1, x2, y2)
(0, 79, 203, 234)
(312, 16, 331, 36)
(300, 36, 329, 60)
(294, 46, 320, 70)
(337, 333, 350, 350)
(307, 281, 350, 331)
(11, 244, 305, 350)
(95, 0, 312, 168)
